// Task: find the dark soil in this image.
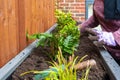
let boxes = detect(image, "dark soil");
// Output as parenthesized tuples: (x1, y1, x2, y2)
(12, 34, 109, 80)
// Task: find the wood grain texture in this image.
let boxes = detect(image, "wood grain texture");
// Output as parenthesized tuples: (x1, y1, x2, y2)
(0, 0, 55, 67)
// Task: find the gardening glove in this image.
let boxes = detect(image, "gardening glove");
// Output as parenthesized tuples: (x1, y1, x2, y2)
(85, 28, 117, 47)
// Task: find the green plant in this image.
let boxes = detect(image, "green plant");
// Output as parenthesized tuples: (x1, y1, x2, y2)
(21, 47, 90, 80)
(27, 10, 80, 57)
(55, 10, 80, 55)
(27, 33, 58, 57)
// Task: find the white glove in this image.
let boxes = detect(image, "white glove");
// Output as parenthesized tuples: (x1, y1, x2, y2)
(85, 28, 117, 46)
(92, 29, 117, 46)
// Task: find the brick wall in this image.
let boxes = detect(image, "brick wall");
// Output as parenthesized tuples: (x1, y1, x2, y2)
(57, 0, 85, 22)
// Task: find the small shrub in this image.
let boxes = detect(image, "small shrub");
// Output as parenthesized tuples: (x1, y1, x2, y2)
(27, 9, 80, 57)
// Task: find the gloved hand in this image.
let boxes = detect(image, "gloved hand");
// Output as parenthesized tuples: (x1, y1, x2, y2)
(85, 28, 117, 47)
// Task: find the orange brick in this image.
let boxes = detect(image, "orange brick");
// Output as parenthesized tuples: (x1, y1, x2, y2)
(75, 13, 85, 17)
(75, 6, 81, 9)
(73, 17, 80, 21)
(70, 9, 80, 13)
(58, 6, 64, 9)
(80, 3, 85, 6)
(76, 0, 85, 2)
(65, 0, 74, 2)
(57, 0, 64, 2)
(59, 3, 69, 6)
(65, 6, 74, 9)
(71, 13, 75, 17)
(80, 17, 85, 21)
(80, 9, 85, 13)
(71, 3, 81, 6)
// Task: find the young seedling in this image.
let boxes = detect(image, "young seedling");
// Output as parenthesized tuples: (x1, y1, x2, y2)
(21, 47, 95, 80)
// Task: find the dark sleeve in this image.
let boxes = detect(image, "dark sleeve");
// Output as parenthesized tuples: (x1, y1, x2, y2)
(81, 14, 99, 29)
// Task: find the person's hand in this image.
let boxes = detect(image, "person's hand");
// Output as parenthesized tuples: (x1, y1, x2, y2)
(85, 28, 117, 47)
(77, 22, 89, 37)
(79, 25, 86, 33)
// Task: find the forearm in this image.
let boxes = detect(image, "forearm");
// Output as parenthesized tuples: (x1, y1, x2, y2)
(80, 15, 99, 32)
(81, 15, 99, 28)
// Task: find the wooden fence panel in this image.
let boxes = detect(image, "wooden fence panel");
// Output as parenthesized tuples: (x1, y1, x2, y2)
(0, 0, 55, 67)
(0, 0, 19, 67)
(18, 0, 26, 51)
(0, 0, 10, 66)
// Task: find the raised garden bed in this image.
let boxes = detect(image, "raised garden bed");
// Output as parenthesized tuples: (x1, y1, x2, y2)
(0, 24, 120, 80)
(11, 32, 109, 80)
